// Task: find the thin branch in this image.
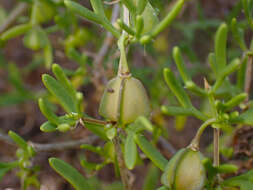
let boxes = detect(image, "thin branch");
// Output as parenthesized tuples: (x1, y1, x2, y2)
(0, 131, 98, 152)
(158, 136, 176, 154)
(0, 2, 29, 34)
(29, 135, 99, 152)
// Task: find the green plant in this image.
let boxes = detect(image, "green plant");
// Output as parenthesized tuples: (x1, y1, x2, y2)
(0, 0, 253, 190)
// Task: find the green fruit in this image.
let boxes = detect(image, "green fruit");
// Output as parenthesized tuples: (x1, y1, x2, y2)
(23, 27, 47, 51)
(99, 75, 150, 125)
(161, 148, 206, 190)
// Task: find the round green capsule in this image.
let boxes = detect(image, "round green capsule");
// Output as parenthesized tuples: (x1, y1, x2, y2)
(162, 148, 206, 190)
(99, 75, 150, 125)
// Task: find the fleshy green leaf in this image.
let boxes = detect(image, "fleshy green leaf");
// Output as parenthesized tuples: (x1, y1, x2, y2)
(222, 93, 247, 111)
(124, 132, 137, 170)
(231, 107, 253, 125)
(214, 23, 228, 76)
(137, 0, 147, 14)
(40, 121, 58, 132)
(173, 47, 206, 96)
(135, 134, 168, 171)
(8, 131, 28, 150)
(44, 43, 53, 69)
(231, 18, 247, 50)
(173, 46, 190, 82)
(242, 0, 253, 29)
(82, 119, 108, 140)
(150, 0, 185, 38)
(38, 98, 60, 125)
(222, 170, 253, 190)
(64, 0, 101, 24)
(135, 116, 154, 132)
(236, 55, 248, 90)
(42, 74, 78, 113)
(64, 0, 120, 38)
(52, 64, 76, 100)
(161, 106, 207, 121)
(90, 0, 106, 17)
(49, 158, 93, 190)
(163, 68, 192, 108)
(0, 23, 32, 41)
(142, 164, 160, 190)
(217, 164, 238, 174)
(212, 58, 241, 92)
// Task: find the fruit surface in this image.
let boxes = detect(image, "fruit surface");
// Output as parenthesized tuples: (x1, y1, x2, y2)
(99, 76, 150, 125)
(162, 148, 206, 190)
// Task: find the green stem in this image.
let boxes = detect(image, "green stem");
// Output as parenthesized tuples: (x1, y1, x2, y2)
(117, 5, 130, 76)
(113, 127, 132, 190)
(117, 35, 130, 75)
(188, 118, 216, 151)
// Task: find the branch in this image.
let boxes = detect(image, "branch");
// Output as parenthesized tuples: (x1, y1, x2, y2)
(158, 135, 176, 154)
(0, 2, 29, 34)
(29, 135, 99, 152)
(0, 131, 98, 152)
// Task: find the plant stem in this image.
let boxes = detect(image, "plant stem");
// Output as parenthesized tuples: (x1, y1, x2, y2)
(204, 79, 221, 175)
(113, 128, 133, 190)
(189, 118, 216, 151)
(114, 7, 133, 189)
(117, 5, 130, 76)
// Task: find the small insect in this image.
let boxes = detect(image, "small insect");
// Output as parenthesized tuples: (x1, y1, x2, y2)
(107, 88, 114, 93)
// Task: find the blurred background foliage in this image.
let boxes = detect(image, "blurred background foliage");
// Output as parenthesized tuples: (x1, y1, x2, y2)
(0, 0, 252, 189)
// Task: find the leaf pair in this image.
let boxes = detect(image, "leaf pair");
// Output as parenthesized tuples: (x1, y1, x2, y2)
(42, 64, 79, 114)
(39, 64, 81, 132)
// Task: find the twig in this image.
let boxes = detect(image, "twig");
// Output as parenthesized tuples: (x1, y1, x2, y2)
(29, 135, 99, 152)
(0, 2, 28, 34)
(158, 136, 176, 154)
(149, 133, 176, 154)
(0, 131, 98, 152)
